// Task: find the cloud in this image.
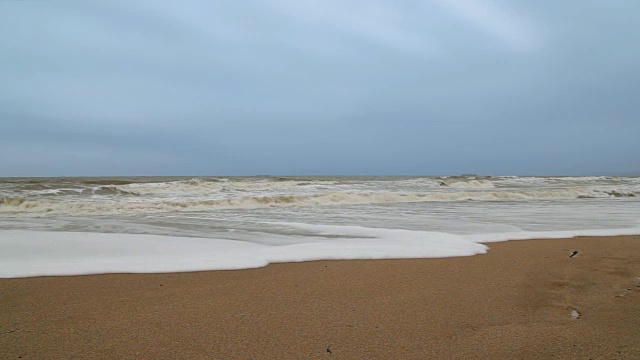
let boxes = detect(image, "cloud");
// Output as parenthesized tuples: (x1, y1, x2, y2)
(435, 0, 542, 52)
(0, 1, 639, 176)
(266, 0, 439, 55)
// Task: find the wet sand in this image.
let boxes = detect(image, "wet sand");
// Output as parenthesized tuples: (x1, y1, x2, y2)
(1, 235, 639, 359)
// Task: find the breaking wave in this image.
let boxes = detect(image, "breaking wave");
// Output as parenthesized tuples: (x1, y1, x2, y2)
(439, 179, 495, 189)
(1, 187, 637, 217)
(80, 179, 138, 186)
(83, 186, 140, 196)
(1, 198, 27, 206)
(105, 178, 340, 195)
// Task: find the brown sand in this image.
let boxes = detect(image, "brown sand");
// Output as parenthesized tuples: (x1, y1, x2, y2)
(1, 235, 639, 359)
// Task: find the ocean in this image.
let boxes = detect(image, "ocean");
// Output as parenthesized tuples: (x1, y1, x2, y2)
(1, 176, 639, 277)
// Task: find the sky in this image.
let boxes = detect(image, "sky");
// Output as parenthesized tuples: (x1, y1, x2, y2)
(1, 0, 639, 176)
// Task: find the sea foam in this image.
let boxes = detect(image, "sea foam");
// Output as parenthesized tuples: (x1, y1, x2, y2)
(2, 176, 639, 278)
(2, 187, 637, 217)
(0, 227, 487, 278)
(2, 224, 639, 278)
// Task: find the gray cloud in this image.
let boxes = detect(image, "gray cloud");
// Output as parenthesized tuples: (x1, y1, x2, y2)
(1, 0, 639, 176)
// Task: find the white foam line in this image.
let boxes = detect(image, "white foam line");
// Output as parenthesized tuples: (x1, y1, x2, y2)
(464, 227, 640, 243)
(0, 229, 489, 278)
(1, 225, 639, 278)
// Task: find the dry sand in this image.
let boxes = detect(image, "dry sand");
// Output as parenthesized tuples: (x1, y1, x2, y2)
(1, 235, 639, 359)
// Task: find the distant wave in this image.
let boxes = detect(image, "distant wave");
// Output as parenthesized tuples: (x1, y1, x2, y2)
(105, 178, 341, 195)
(439, 179, 495, 189)
(79, 179, 138, 186)
(85, 186, 140, 196)
(2, 187, 637, 217)
(3, 176, 639, 199)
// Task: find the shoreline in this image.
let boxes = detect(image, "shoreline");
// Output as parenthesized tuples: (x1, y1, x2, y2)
(3, 229, 640, 278)
(2, 235, 639, 358)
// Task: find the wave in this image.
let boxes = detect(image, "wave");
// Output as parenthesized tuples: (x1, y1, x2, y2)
(114, 178, 339, 195)
(83, 186, 140, 196)
(439, 179, 495, 189)
(13, 186, 141, 197)
(5, 177, 639, 201)
(1, 197, 27, 206)
(80, 179, 138, 186)
(2, 187, 638, 217)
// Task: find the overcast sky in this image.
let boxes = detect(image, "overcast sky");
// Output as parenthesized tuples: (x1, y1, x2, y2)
(1, 1, 639, 176)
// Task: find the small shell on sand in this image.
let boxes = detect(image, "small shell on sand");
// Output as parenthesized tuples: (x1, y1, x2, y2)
(570, 309, 581, 319)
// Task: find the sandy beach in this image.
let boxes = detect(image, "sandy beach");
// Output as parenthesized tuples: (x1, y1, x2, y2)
(4, 1, 640, 358)
(1, 235, 639, 359)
